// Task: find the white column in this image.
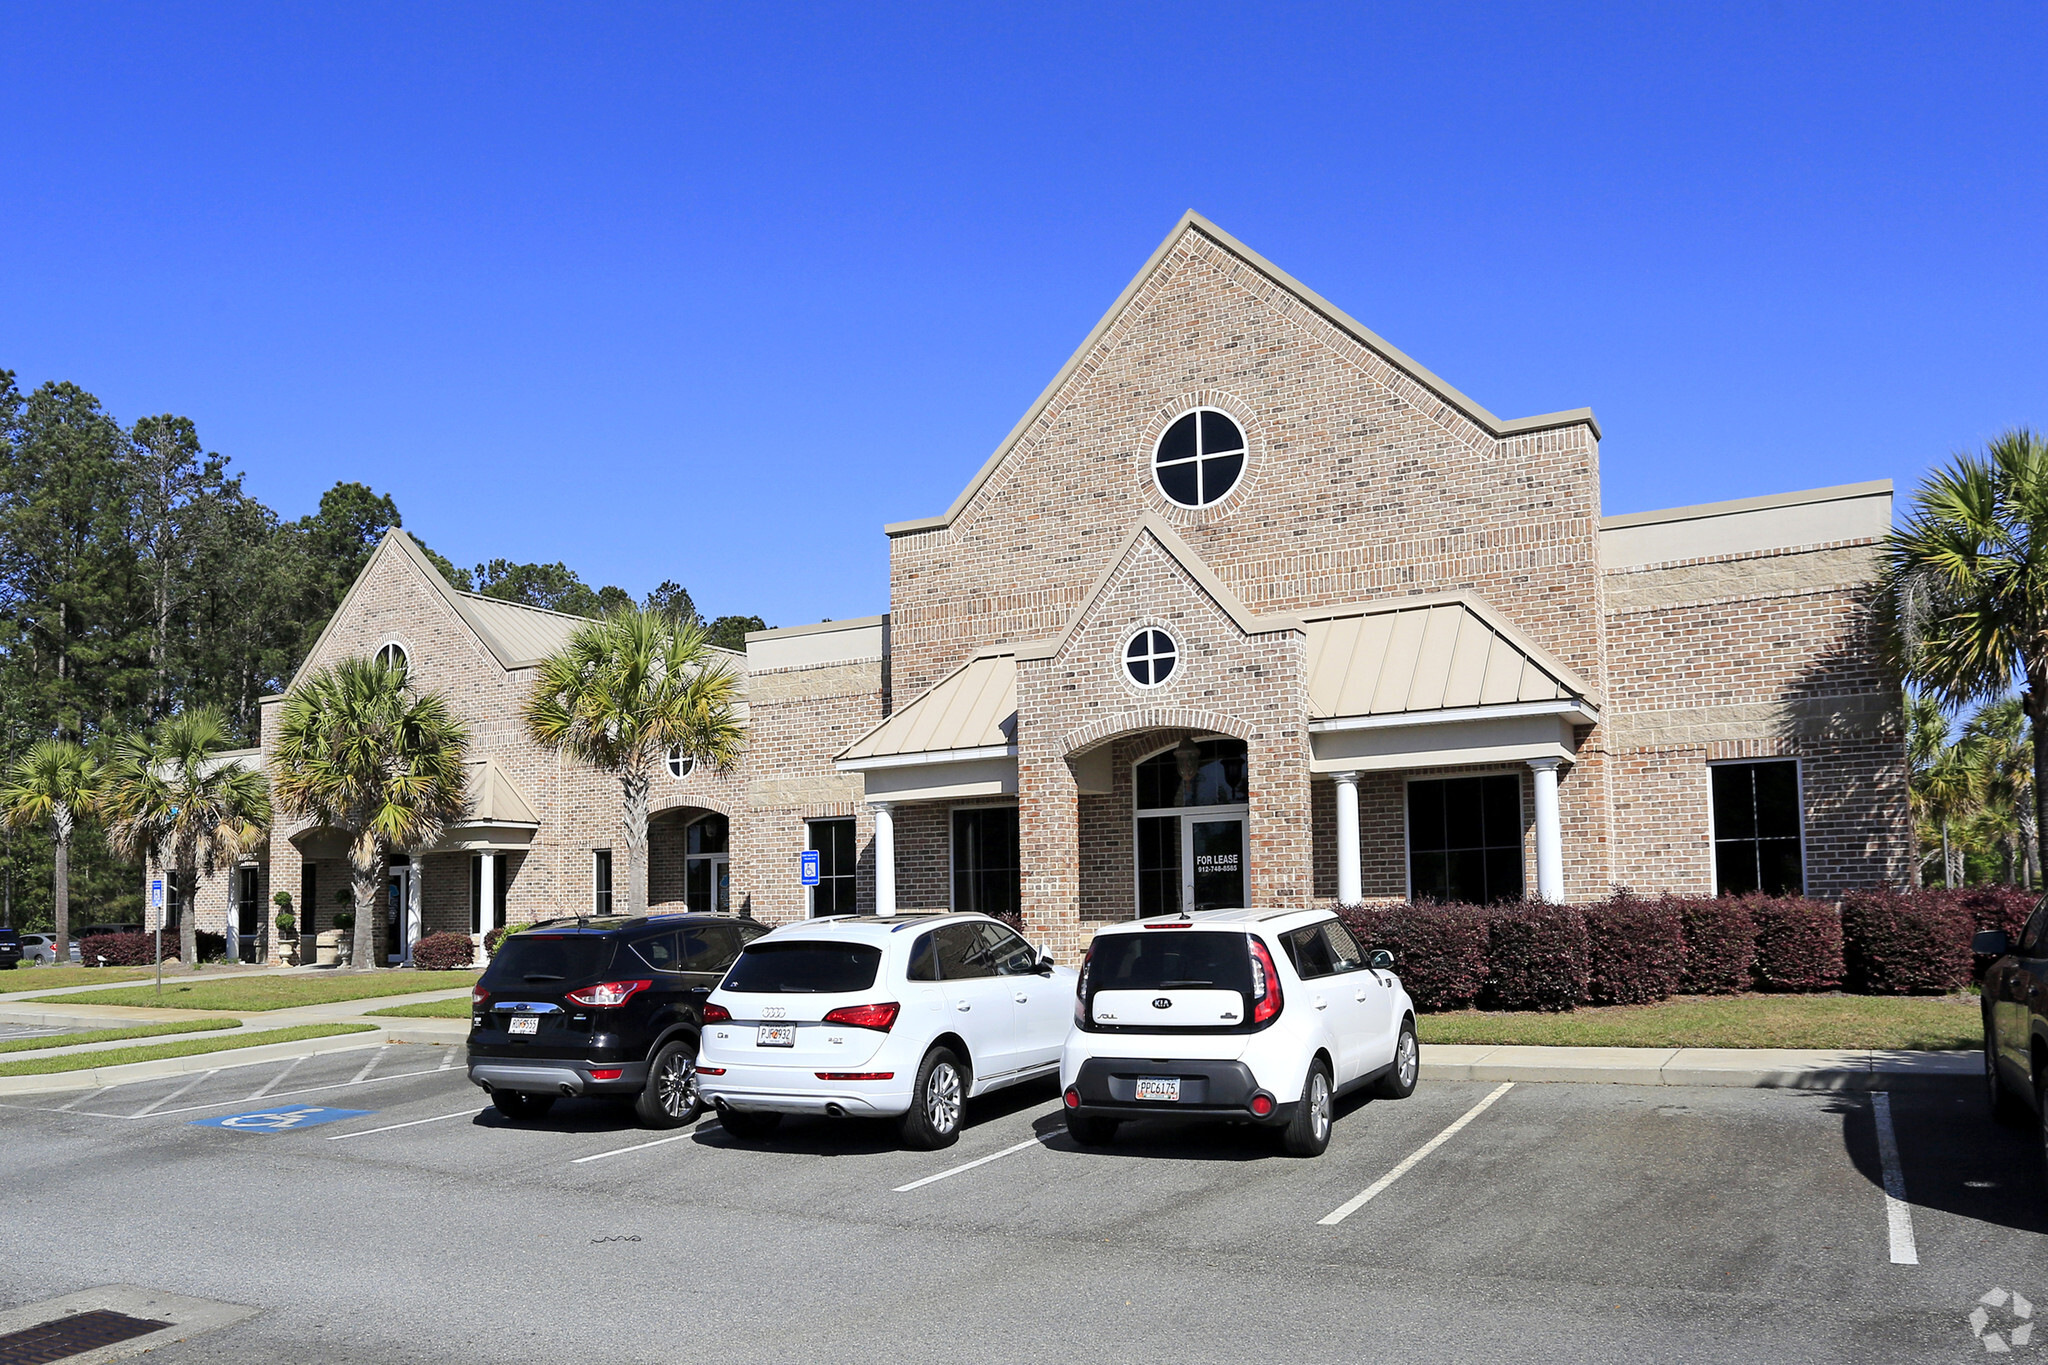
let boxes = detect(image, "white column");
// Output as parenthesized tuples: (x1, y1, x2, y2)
(871, 802, 897, 917)
(406, 866, 423, 961)
(477, 852, 497, 945)
(1333, 771, 1363, 906)
(1529, 758, 1564, 902)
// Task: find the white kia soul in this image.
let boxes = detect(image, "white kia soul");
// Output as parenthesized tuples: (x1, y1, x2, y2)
(1060, 908, 1419, 1156)
(697, 913, 1079, 1149)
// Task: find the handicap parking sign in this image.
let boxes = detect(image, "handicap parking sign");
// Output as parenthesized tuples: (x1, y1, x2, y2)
(800, 850, 820, 886)
(191, 1106, 372, 1133)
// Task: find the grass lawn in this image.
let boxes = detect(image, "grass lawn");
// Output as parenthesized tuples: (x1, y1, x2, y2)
(365, 998, 470, 1018)
(0, 1023, 377, 1076)
(0, 967, 155, 991)
(27, 971, 478, 1012)
(1417, 993, 1981, 1051)
(0, 1019, 239, 1056)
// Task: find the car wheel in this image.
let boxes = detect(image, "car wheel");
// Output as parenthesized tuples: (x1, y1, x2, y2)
(1375, 1017, 1420, 1100)
(900, 1046, 965, 1150)
(1987, 1032, 2025, 1126)
(716, 1108, 783, 1140)
(491, 1090, 555, 1121)
(1282, 1059, 1334, 1157)
(1065, 1112, 1119, 1146)
(635, 1039, 702, 1129)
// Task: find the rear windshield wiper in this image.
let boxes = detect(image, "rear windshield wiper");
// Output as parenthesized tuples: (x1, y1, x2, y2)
(1155, 980, 1217, 988)
(523, 973, 564, 982)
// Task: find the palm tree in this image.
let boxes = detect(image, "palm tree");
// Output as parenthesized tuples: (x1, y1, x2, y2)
(269, 656, 470, 970)
(1886, 428, 2048, 880)
(0, 740, 103, 966)
(1962, 697, 2037, 886)
(523, 609, 744, 916)
(103, 711, 270, 967)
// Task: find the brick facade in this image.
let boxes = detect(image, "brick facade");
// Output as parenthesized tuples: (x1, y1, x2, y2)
(160, 213, 1905, 967)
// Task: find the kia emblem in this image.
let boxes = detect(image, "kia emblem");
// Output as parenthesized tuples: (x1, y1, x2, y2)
(1152, 997, 1172, 1009)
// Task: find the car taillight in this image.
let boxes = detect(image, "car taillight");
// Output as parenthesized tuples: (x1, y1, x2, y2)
(697, 1066, 726, 1076)
(1250, 1093, 1275, 1117)
(588, 1068, 624, 1081)
(1075, 943, 1096, 1026)
(821, 1001, 900, 1032)
(1064, 1087, 1080, 1109)
(563, 979, 652, 1007)
(471, 986, 489, 1007)
(1248, 937, 1284, 1024)
(702, 1003, 732, 1024)
(816, 1072, 895, 1081)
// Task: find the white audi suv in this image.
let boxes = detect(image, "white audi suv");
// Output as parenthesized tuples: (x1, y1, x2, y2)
(696, 912, 1079, 1149)
(1060, 907, 1418, 1156)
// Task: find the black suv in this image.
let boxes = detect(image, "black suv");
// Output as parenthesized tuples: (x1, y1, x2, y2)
(467, 913, 767, 1127)
(0, 930, 20, 970)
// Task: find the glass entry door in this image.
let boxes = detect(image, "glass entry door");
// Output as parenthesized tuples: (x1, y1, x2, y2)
(385, 865, 416, 964)
(1136, 812, 1248, 914)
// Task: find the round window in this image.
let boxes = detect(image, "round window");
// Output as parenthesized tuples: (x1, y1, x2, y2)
(667, 746, 694, 779)
(1153, 409, 1246, 508)
(1125, 629, 1178, 687)
(374, 643, 408, 680)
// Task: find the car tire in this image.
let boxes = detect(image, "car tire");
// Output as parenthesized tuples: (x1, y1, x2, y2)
(1987, 1032, 2025, 1126)
(635, 1038, 702, 1129)
(900, 1046, 966, 1150)
(1065, 1112, 1119, 1146)
(1282, 1059, 1334, 1158)
(716, 1108, 783, 1140)
(1375, 1017, 1420, 1100)
(491, 1090, 555, 1121)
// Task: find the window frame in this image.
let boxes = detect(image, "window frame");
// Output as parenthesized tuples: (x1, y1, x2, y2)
(948, 802, 1020, 916)
(1706, 757, 1807, 898)
(1152, 406, 1249, 509)
(667, 745, 694, 779)
(374, 641, 409, 679)
(592, 849, 613, 915)
(1123, 628, 1179, 689)
(1401, 770, 1527, 905)
(807, 817, 859, 916)
(1131, 736, 1250, 916)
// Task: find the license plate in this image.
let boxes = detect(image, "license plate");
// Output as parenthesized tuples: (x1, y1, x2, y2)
(1135, 1076, 1181, 1102)
(508, 1016, 538, 1035)
(757, 1024, 796, 1048)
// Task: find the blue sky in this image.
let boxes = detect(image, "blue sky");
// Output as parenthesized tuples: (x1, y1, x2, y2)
(3, 3, 2043, 628)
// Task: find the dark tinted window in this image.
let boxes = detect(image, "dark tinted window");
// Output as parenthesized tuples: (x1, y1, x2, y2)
(682, 924, 737, 970)
(977, 923, 1038, 976)
(1284, 926, 1338, 979)
(1157, 412, 1198, 463)
(631, 932, 680, 971)
(1135, 738, 1249, 810)
(907, 932, 939, 981)
(686, 814, 728, 855)
(932, 923, 993, 980)
(1323, 921, 1366, 972)
(1090, 931, 1252, 994)
(722, 940, 883, 993)
(810, 818, 858, 915)
(1712, 762, 1803, 896)
(1408, 775, 1523, 904)
(2021, 901, 2048, 955)
(483, 935, 617, 987)
(952, 807, 1019, 916)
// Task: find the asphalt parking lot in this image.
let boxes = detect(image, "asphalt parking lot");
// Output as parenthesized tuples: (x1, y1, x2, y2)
(2, 1042, 2046, 1364)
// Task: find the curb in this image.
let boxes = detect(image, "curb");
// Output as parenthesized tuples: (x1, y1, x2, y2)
(1419, 1044, 1981, 1091)
(0, 1029, 457, 1096)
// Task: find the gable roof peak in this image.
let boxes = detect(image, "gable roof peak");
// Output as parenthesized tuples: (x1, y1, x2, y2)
(886, 210, 1599, 540)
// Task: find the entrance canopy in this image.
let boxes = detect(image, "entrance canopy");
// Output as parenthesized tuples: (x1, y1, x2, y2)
(836, 651, 1018, 802)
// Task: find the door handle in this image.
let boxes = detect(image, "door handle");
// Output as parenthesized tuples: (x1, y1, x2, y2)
(1014, 993, 1029, 1003)
(1355, 991, 1370, 1002)
(957, 1002, 971, 1011)
(1313, 996, 1328, 1010)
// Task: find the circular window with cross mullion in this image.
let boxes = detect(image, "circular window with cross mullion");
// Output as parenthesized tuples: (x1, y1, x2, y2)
(1125, 629, 1178, 688)
(1153, 408, 1246, 508)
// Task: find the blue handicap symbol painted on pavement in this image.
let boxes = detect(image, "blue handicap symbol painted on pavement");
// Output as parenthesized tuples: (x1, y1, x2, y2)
(191, 1106, 372, 1133)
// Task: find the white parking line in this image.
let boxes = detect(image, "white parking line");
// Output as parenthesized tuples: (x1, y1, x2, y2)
(570, 1127, 712, 1164)
(438, 1049, 458, 1070)
(349, 1048, 385, 1084)
(1319, 1082, 1514, 1226)
(1871, 1092, 1918, 1266)
(130, 1071, 218, 1118)
(54, 1087, 108, 1112)
(894, 1134, 1051, 1193)
(328, 1110, 477, 1141)
(245, 1054, 307, 1100)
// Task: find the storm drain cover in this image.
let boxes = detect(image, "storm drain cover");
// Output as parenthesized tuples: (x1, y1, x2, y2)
(0, 1310, 172, 1364)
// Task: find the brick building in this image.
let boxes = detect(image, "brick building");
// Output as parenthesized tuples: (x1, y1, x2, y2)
(156, 212, 1906, 965)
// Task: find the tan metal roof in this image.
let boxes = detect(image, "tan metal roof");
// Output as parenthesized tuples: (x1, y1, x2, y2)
(451, 592, 588, 669)
(462, 756, 540, 827)
(838, 653, 1017, 761)
(1303, 598, 1594, 720)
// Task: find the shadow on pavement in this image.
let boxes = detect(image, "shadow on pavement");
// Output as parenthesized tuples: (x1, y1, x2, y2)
(1829, 1086, 2048, 1237)
(693, 1075, 1066, 1156)
(1021, 1089, 1382, 1162)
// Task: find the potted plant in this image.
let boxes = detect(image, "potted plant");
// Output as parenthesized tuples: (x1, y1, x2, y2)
(321, 886, 356, 968)
(272, 891, 298, 965)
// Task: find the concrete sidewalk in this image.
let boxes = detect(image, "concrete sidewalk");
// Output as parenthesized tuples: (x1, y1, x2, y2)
(1420, 1043, 1980, 1090)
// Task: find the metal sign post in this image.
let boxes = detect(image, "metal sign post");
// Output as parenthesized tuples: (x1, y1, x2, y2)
(150, 878, 164, 1000)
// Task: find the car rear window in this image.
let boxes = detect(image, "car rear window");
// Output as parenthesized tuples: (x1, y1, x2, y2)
(721, 941, 883, 994)
(1090, 931, 1252, 994)
(483, 935, 617, 987)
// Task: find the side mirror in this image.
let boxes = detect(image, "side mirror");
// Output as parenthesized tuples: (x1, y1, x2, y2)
(1034, 955, 1057, 976)
(1974, 930, 2012, 957)
(1368, 949, 1395, 971)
